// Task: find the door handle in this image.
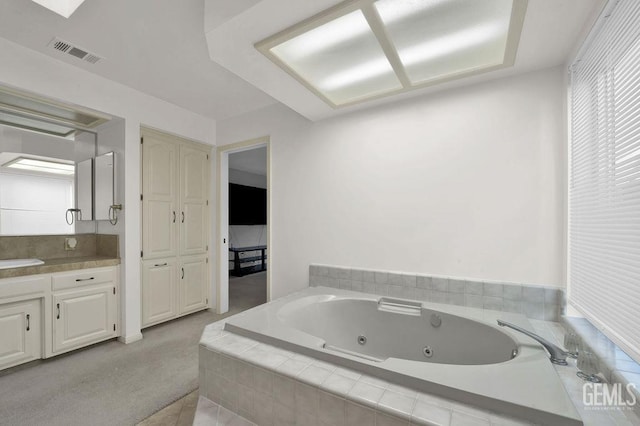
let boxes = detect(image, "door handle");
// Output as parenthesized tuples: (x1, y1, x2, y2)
(173, 211, 176, 223)
(26, 314, 30, 331)
(181, 267, 184, 279)
(56, 303, 60, 319)
(181, 212, 185, 223)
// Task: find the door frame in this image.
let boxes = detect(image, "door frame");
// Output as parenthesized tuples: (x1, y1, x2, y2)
(216, 136, 271, 314)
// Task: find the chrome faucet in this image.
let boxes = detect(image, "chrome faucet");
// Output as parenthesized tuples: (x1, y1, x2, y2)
(497, 320, 571, 366)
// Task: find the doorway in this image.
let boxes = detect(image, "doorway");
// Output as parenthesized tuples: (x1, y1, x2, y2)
(216, 137, 270, 314)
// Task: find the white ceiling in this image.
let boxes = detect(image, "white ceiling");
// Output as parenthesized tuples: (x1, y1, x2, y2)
(0, 0, 277, 120)
(205, 0, 607, 121)
(0, 0, 606, 123)
(229, 147, 267, 176)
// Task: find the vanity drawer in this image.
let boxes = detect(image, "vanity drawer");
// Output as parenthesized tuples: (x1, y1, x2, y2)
(52, 267, 115, 291)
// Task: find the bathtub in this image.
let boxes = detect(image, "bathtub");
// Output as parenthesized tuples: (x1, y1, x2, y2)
(225, 287, 582, 425)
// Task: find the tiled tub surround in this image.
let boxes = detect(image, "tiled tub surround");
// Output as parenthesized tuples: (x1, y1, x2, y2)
(309, 264, 563, 322)
(219, 287, 581, 425)
(199, 321, 533, 426)
(199, 317, 640, 425)
(0, 234, 119, 278)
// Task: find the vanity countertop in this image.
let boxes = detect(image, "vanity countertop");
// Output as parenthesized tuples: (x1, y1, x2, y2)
(0, 256, 120, 279)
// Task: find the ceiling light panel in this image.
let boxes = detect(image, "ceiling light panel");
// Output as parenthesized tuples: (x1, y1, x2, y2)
(31, 0, 86, 18)
(257, 0, 526, 108)
(270, 10, 402, 105)
(375, 0, 514, 84)
(4, 157, 75, 175)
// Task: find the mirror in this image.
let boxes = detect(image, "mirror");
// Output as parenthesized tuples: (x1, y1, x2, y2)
(0, 122, 97, 235)
(94, 152, 115, 221)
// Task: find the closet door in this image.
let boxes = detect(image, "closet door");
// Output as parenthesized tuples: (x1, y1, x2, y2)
(179, 146, 209, 256)
(141, 259, 178, 327)
(142, 132, 178, 259)
(179, 255, 207, 314)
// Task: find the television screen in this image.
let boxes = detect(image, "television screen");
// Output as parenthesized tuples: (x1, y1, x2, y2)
(229, 183, 266, 225)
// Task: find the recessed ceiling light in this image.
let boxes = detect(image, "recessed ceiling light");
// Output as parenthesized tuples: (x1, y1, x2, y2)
(256, 0, 527, 108)
(3, 157, 75, 175)
(31, 0, 86, 18)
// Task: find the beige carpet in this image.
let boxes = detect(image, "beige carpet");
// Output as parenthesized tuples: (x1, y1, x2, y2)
(0, 272, 266, 426)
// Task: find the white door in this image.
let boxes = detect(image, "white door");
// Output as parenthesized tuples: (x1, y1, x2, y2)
(0, 299, 41, 370)
(180, 146, 209, 256)
(142, 133, 178, 259)
(179, 255, 207, 314)
(141, 259, 178, 327)
(53, 285, 116, 354)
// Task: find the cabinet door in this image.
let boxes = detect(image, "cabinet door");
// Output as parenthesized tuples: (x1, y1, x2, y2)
(0, 300, 41, 370)
(179, 255, 208, 315)
(141, 259, 178, 327)
(53, 284, 116, 354)
(180, 146, 209, 256)
(142, 132, 178, 259)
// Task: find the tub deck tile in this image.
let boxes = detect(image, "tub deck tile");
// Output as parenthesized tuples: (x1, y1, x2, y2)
(322, 373, 358, 396)
(348, 381, 386, 406)
(411, 400, 451, 426)
(378, 389, 417, 420)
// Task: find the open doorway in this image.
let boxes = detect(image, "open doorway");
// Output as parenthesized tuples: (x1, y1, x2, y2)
(216, 137, 270, 314)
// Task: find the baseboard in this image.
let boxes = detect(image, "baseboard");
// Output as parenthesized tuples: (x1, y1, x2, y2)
(118, 332, 143, 344)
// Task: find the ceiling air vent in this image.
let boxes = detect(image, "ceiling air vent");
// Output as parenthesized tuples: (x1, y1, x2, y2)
(48, 37, 103, 64)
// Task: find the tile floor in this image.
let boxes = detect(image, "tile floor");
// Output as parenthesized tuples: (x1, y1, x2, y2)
(137, 391, 199, 426)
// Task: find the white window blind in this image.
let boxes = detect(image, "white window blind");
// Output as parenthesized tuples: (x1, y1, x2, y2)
(569, 0, 640, 364)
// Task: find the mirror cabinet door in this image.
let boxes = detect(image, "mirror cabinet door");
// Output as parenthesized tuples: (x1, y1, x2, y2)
(76, 158, 93, 221)
(94, 152, 115, 221)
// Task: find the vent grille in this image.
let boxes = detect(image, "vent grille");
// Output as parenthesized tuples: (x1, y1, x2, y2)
(47, 38, 103, 65)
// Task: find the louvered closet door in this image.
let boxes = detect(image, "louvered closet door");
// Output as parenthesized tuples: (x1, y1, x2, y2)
(142, 133, 178, 259)
(180, 146, 209, 256)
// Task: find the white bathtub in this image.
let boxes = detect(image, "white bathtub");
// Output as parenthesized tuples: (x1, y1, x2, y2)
(225, 287, 582, 425)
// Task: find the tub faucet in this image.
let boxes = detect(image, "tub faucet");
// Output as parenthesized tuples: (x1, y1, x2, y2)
(497, 320, 570, 366)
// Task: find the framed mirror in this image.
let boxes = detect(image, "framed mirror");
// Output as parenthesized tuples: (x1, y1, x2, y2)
(0, 123, 97, 235)
(94, 152, 115, 221)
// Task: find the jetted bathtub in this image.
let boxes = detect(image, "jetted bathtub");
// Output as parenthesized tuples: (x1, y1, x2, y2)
(225, 287, 582, 425)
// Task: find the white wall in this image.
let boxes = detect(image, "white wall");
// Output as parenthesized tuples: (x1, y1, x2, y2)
(0, 37, 216, 342)
(217, 66, 566, 299)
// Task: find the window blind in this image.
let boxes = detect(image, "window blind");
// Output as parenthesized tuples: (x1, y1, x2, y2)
(569, 0, 640, 364)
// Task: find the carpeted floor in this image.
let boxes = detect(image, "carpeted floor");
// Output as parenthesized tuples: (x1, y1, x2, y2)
(0, 272, 266, 426)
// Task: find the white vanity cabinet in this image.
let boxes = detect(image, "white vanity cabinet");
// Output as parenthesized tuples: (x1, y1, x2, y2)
(51, 267, 119, 355)
(0, 299, 41, 370)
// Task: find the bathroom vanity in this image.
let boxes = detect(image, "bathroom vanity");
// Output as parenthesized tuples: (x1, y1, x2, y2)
(0, 235, 120, 371)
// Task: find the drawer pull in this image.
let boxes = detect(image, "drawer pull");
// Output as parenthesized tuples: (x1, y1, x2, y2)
(181, 267, 184, 279)
(173, 211, 176, 223)
(154, 263, 168, 267)
(26, 314, 30, 331)
(181, 212, 185, 223)
(56, 303, 60, 319)
(75, 277, 95, 282)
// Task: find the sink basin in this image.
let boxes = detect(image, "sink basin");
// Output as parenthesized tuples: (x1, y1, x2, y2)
(0, 258, 45, 269)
